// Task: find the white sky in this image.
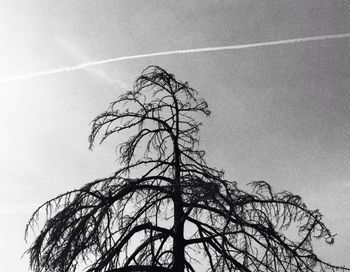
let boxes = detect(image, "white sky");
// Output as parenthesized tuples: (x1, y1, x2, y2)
(0, 1, 349, 271)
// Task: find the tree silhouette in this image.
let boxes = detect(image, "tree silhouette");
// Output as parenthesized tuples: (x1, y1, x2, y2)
(26, 66, 349, 272)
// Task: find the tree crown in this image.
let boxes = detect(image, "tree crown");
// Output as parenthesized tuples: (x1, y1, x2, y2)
(26, 66, 349, 272)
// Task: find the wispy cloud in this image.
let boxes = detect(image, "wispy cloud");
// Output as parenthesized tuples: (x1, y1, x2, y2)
(1, 32, 350, 83)
(55, 37, 111, 83)
(55, 37, 128, 89)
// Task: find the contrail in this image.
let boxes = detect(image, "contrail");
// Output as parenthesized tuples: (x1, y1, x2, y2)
(1, 32, 350, 83)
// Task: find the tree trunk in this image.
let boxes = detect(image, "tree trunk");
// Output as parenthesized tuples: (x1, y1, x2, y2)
(172, 96, 185, 272)
(173, 195, 185, 272)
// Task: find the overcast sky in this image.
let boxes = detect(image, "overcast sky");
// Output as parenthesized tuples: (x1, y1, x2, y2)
(1, 1, 350, 271)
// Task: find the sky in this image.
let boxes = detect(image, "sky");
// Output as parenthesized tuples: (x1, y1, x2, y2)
(0, 1, 349, 271)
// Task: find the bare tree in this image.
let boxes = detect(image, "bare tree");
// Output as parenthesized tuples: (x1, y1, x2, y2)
(26, 66, 349, 272)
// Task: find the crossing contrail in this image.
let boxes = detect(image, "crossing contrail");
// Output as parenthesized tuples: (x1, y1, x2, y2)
(1, 32, 350, 83)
